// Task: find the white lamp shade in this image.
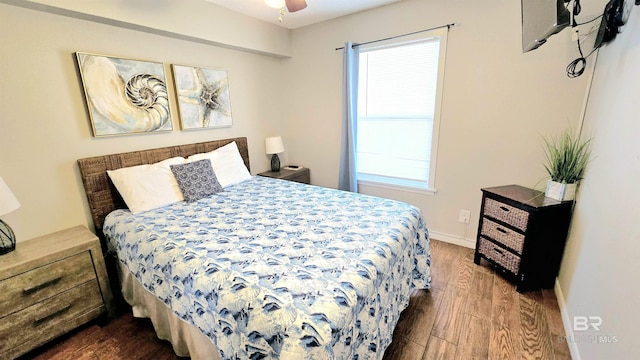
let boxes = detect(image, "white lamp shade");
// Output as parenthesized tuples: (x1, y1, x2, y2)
(0, 176, 20, 217)
(265, 136, 285, 155)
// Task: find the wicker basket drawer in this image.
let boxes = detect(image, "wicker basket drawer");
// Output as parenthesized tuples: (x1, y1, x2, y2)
(478, 237, 521, 275)
(483, 198, 529, 231)
(0, 251, 96, 318)
(481, 218, 525, 254)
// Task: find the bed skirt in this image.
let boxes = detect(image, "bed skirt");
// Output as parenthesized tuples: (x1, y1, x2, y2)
(118, 263, 220, 359)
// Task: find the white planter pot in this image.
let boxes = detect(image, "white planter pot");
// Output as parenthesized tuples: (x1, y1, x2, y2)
(545, 180, 577, 201)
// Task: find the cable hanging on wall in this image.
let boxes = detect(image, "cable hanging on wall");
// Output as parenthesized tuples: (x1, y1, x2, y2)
(567, 0, 638, 77)
(566, 28, 600, 78)
(566, 0, 601, 78)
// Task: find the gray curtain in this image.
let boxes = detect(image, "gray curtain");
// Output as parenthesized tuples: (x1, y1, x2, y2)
(338, 42, 359, 192)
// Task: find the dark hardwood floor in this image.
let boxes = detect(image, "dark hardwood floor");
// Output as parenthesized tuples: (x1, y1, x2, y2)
(23, 240, 570, 360)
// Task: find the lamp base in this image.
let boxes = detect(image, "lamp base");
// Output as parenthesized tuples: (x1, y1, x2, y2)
(0, 219, 16, 255)
(270, 154, 281, 172)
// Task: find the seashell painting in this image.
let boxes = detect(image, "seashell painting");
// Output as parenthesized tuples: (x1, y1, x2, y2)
(172, 64, 233, 130)
(76, 53, 173, 137)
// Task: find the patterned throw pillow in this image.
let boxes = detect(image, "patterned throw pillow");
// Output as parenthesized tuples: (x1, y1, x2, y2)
(170, 159, 223, 202)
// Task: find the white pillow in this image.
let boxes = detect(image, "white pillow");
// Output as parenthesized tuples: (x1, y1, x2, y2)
(187, 141, 251, 188)
(107, 156, 186, 213)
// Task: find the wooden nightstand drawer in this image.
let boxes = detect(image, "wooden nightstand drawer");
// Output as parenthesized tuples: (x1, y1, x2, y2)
(0, 251, 96, 318)
(0, 280, 103, 357)
(483, 198, 529, 231)
(0, 225, 113, 359)
(287, 170, 310, 184)
(258, 167, 310, 184)
(480, 218, 525, 254)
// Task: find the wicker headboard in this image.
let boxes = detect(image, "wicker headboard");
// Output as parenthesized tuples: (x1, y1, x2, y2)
(77, 137, 249, 236)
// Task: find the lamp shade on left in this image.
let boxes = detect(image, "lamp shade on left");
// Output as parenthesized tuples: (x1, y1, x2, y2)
(0, 176, 20, 217)
(0, 176, 19, 255)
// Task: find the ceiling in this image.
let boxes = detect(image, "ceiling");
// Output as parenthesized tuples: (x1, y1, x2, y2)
(204, 0, 402, 29)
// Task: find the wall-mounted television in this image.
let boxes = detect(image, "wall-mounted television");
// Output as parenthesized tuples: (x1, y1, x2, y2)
(521, 0, 571, 52)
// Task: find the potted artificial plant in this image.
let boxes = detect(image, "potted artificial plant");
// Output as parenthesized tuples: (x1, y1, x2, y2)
(543, 129, 591, 201)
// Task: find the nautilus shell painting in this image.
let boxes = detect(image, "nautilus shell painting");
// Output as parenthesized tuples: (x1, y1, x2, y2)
(76, 53, 173, 136)
(172, 64, 233, 130)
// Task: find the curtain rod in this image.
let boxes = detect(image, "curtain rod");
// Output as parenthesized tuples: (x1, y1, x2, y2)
(335, 23, 456, 51)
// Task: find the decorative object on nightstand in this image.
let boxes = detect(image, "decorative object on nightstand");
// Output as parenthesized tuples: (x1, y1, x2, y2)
(542, 128, 591, 201)
(258, 167, 310, 185)
(0, 225, 113, 359)
(265, 136, 285, 172)
(0, 176, 20, 255)
(473, 185, 573, 292)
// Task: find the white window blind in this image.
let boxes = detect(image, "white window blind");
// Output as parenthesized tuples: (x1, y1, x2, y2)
(356, 31, 447, 191)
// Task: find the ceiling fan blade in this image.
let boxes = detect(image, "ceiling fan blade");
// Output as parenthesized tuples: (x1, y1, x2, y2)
(285, 0, 307, 12)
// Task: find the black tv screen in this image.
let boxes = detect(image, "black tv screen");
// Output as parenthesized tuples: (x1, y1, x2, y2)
(522, 0, 571, 52)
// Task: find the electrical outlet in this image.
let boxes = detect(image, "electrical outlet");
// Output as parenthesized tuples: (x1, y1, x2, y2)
(458, 210, 471, 224)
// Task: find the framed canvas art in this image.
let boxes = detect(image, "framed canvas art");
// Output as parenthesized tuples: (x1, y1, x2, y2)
(172, 64, 233, 130)
(76, 52, 173, 137)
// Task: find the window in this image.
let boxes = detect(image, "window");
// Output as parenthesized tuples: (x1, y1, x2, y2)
(356, 29, 448, 192)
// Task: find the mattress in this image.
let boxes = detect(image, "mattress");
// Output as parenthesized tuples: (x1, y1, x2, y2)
(104, 176, 431, 359)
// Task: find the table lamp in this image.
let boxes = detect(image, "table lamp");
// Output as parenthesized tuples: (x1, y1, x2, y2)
(0, 176, 20, 255)
(265, 136, 285, 172)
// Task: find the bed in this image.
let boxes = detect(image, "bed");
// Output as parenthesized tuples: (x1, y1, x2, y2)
(77, 137, 431, 360)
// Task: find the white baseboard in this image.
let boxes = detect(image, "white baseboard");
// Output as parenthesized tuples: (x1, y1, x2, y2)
(428, 230, 476, 249)
(555, 278, 581, 360)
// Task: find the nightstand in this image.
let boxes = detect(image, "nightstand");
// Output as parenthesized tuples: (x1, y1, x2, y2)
(473, 185, 573, 292)
(0, 225, 113, 359)
(258, 167, 310, 184)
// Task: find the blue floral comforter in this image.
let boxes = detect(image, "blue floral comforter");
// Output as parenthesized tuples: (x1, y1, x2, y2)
(103, 176, 431, 359)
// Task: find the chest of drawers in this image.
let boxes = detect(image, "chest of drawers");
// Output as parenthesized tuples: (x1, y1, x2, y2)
(473, 185, 574, 292)
(0, 226, 112, 359)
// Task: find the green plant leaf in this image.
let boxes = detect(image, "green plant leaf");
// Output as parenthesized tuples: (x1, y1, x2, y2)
(542, 129, 591, 184)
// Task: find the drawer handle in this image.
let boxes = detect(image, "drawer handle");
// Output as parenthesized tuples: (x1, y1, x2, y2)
(496, 227, 508, 234)
(33, 304, 72, 326)
(493, 248, 505, 255)
(23, 276, 63, 295)
(499, 206, 510, 212)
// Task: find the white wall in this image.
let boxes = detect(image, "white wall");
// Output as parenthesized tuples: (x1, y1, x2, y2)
(0, 3, 287, 241)
(283, 0, 589, 244)
(0, 0, 291, 57)
(558, 8, 640, 360)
